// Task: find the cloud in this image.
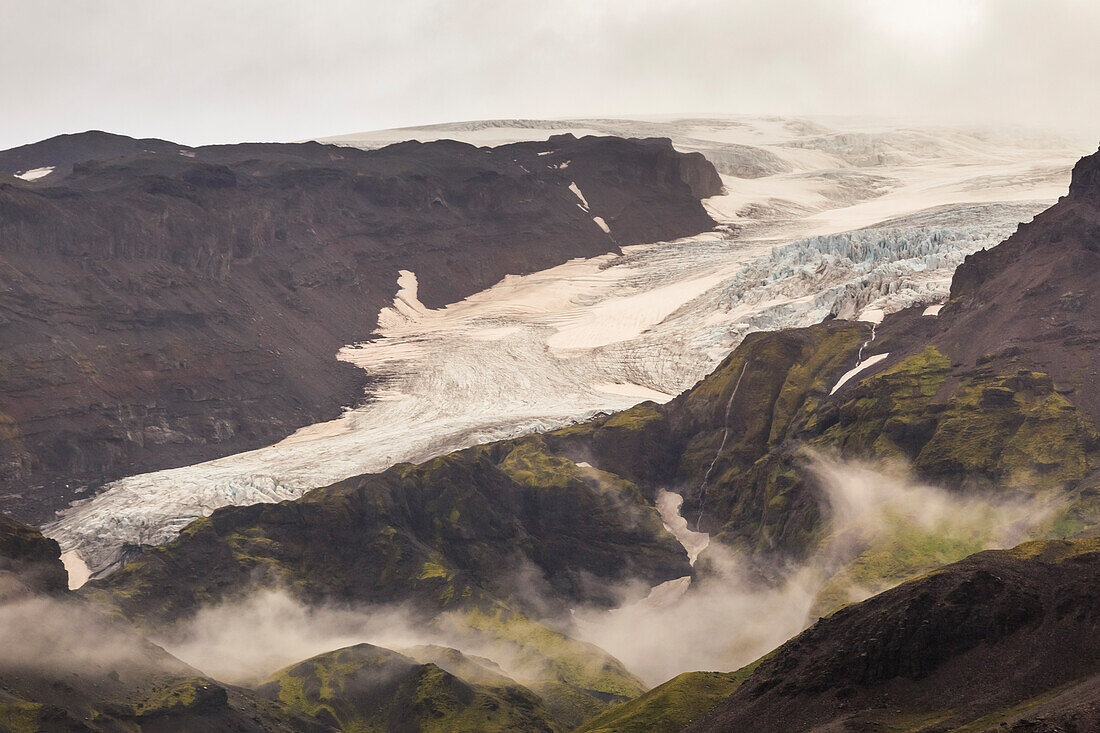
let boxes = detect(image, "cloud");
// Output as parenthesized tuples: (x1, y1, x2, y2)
(569, 453, 1061, 685)
(2, 1, 1098, 149)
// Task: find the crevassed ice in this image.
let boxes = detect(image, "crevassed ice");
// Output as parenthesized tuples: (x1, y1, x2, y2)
(46, 203, 1043, 577)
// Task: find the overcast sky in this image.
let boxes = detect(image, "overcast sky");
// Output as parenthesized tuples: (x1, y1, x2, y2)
(2, 0, 1099, 149)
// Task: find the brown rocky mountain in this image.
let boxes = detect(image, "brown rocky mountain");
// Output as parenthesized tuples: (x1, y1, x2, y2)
(0, 131, 720, 522)
(687, 539, 1100, 732)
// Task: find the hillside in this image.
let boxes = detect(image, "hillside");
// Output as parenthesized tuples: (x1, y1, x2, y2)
(688, 539, 1100, 732)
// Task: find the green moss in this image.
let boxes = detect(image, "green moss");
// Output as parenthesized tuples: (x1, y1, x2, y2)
(812, 525, 991, 617)
(819, 346, 951, 460)
(418, 558, 452, 581)
(1004, 537, 1100, 563)
(576, 671, 741, 733)
(261, 644, 557, 733)
(577, 654, 769, 733)
(131, 678, 206, 714)
(768, 326, 865, 443)
(603, 403, 662, 431)
(0, 701, 42, 733)
(451, 606, 645, 727)
(497, 438, 584, 490)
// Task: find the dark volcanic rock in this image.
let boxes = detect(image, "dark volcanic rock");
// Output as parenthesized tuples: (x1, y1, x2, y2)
(941, 147, 1100, 425)
(0, 131, 719, 522)
(0, 514, 68, 596)
(687, 539, 1100, 732)
(0, 129, 185, 180)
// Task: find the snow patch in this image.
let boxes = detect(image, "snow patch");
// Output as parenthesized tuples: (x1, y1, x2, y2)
(830, 353, 890, 395)
(592, 216, 610, 234)
(656, 490, 709, 566)
(14, 166, 53, 181)
(923, 303, 944, 316)
(858, 308, 885, 324)
(60, 551, 91, 590)
(376, 270, 430, 330)
(568, 182, 590, 211)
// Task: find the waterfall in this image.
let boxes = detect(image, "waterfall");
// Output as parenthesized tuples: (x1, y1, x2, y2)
(695, 361, 749, 527)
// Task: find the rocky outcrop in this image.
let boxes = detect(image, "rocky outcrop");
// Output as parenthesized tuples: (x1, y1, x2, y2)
(687, 539, 1100, 732)
(0, 129, 183, 179)
(0, 131, 719, 522)
(0, 514, 68, 596)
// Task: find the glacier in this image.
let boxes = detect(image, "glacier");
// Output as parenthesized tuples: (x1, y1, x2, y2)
(43, 117, 1085, 579)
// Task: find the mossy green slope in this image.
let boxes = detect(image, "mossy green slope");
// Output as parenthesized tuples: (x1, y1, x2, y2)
(86, 436, 688, 626)
(446, 606, 647, 728)
(575, 667, 756, 733)
(0, 517, 311, 733)
(256, 642, 558, 732)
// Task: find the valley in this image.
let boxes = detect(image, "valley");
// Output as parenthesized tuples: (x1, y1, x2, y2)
(3, 116, 1100, 732)
(40, 117, 1084, 581)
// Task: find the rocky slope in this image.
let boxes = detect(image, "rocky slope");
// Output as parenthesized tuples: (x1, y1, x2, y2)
(81, 439, 678, 724)
(0, 131, 720, 522)
(687, 539, 1100, 732)
(0, 516, 314, 732)
(0, 130, 183, 181)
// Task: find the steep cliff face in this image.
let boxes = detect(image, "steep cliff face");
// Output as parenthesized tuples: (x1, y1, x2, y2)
(0, 514, 68, 597)
(0, 132, 719, 522)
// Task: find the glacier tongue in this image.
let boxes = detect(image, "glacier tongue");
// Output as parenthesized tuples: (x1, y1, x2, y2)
(45, 115, 1082, 577)
(47, 205, 1042, 578)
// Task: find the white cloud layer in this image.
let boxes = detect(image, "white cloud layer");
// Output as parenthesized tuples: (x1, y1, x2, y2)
(2, 0, 1099, 149)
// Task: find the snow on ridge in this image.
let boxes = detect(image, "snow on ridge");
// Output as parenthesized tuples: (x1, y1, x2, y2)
(830, 353, 890, 395)
(569, 181, 590, 211)
(656, 490, 709, 566)
(14, 166, 53, 181)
